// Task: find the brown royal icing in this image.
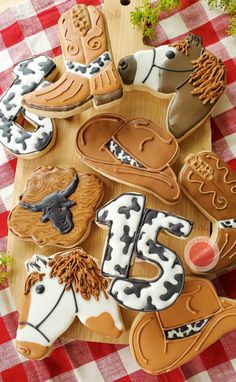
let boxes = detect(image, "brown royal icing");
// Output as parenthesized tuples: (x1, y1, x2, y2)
(129, 277, 236, 374)
(180, 152, 236, 275)
(118, 33, 226, 141)
(22, 4, 123, 116)
(8, 167, 104, 248)
(76, 114, 180, 204)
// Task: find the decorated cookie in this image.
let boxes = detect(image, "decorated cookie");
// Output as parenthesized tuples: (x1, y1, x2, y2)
(118, 33, 226, 141)
(96, 193, 193, 311)
(22, 5, 123, 119)
(16, 248, 124, 360)
(8, 167, 104, 248)
(129, 277, 236, 374)
(76, 114, 180, 204)
(0, 55, 57, 159)
(179, 152, 236, 275)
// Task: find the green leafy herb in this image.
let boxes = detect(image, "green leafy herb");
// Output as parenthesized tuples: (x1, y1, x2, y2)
(130, 0, 236, 38)
(0, 252, 12, 285)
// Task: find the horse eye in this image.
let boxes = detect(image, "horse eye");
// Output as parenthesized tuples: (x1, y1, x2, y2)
(166, 51, 175, 59)
(36, 285, 45, 294)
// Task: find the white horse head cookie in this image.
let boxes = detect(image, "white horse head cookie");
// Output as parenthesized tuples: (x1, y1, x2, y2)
(118, 33, 226, 141)
(16, 248, 124, 360)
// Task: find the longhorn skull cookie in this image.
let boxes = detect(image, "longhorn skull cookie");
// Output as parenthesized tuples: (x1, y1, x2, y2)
(8, 166, 104, 248)
(21, 4, 123, 119)
(16, 248, 124, 360)
(118, 33, 226, 141)
(129, 277, 236, 374)
(179, 151, 236, 276)
(76, 113, 181, 204)
(0, 55, 57, 159)
(96, 193, 193, 311)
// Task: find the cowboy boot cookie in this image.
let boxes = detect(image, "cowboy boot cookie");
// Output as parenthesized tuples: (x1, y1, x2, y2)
(22, 5, 123, 118)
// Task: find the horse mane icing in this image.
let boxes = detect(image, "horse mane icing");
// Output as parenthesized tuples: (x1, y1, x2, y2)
(48, 248, 108, 301)
(24, 272, 45, 295)
(189, 50, 226, 104)
(170, 38, 190, 56)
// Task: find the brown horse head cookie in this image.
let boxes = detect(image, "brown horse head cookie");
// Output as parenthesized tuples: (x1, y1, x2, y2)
(16, 249, 124, 359)
(118, 33, 226, 141)
(179, 151, 236, 275)
(130, 277, 236, 374)
(76, 113, 180, 204)
(21, 5, 123, 119)
(8, 167, 104, 248)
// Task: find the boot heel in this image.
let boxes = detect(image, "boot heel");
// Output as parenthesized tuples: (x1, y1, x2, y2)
(93, 88, 124, 108)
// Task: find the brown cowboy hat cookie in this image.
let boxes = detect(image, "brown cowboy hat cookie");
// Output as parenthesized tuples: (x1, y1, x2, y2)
(130, 276, 236, 374)
(118, 33, 226, 142)
(16, 248, 124, 360)
(21, 4, 123, 119)
(8, 166, 104, 248)
(76, 113, 180, 204)
(179, 151, 236, 276)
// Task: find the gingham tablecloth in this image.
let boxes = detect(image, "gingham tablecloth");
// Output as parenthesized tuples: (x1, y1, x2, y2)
(0, 0, 236, 381)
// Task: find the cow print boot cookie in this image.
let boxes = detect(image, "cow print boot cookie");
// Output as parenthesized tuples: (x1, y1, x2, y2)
(22, 5, 123, 119)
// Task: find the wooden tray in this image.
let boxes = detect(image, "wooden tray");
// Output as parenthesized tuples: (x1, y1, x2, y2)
(8, 0, 211, 344)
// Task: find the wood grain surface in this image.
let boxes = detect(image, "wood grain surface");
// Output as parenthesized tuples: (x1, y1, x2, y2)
(7, 0, 211, 344)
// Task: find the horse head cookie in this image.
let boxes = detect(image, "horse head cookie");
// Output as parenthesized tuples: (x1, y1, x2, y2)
(118, 33, 226, 141)
(8, 167, 104, 248)
(179, 151, 236, 276)
(21, 4, 123, 119)
(130, 277, 236, 374)
(0, 55, 57, 158)
(76, 114, 180, 204)
(16, 248, 124, 360)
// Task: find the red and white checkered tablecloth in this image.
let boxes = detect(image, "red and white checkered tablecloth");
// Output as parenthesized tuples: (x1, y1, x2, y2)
(0, 0, 236, 381)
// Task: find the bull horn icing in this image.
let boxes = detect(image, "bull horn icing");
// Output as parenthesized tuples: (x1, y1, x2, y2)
(19, 201, 44, 212)
(61, 174, 79, 198)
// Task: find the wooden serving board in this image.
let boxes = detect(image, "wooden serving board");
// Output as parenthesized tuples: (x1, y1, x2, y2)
(8, 0, 211, 344)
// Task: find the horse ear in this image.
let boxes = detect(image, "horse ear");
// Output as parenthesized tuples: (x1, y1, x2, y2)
(25, 255, 48, 274)
(167, 80, 214, 141)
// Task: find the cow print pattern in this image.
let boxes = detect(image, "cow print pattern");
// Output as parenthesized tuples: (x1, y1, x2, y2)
(66, 52, 111, 78)
(107, 139, 144, 168)
(0, 55, 56, 157)
(219, 218, 236, 229)
(166, 317, 211, 339)
(96, 193, 193, 312)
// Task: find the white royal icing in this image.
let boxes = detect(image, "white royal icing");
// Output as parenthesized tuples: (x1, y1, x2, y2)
(0, 55, 56, 157)
(16, 253, 123, 348)
(97, 193, 193, 312)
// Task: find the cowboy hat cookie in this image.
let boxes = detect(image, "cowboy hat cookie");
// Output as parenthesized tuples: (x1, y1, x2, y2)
(96, 193, 193, 311)
(16, 248, 124, 360)
(179, 152, 236, 276)
(21, 4, 123, 119)
(0, 55, 57, 159)
(129, 276, 236, 374)
(76, 114, 180, 204)
(118, 33, 226, 141)
(8, 166, 104, 248)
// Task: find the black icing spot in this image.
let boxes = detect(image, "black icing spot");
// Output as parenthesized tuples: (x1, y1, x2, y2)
(118, 197, 141, 219)
(160, 273, 184, 302)
(144, 210, 159, 225)
(15, 130, 32, 150)
(146, 239, 168, 261)
(168, 222, 185, 237)
(19, 60, 35, 75)
(35, 131, 52, 151)
(103, 53, 110, 61)
(0, 117, 13, 143)
(144, 296, 157, 311)
(106, 245, 113, 261)
(21, 82, 38, 95)
(90, 67, 100, 75)
(124, 281, 150, 298)
(120, 225, 135, 254)
(98, 209, 108, 222)
(3, 93, 17, 111)
(114, 264, 128, 276)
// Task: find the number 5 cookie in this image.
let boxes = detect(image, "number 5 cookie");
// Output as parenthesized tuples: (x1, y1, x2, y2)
(0, 55, 57, 159)
(76, 114, 180, 204)
(118, 33, 226, 141)
(179, 152, 236, 275)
